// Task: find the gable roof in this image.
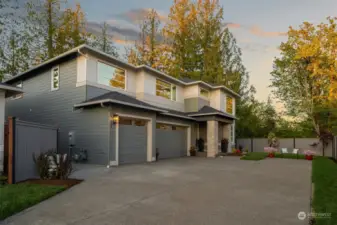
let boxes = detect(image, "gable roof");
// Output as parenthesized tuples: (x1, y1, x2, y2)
(4, 45, 240, 98)
(74, 91, 167, 113)
(74, 91, 235, 121)
(188, 105, 236, 119)
(0, 83, 23, 98)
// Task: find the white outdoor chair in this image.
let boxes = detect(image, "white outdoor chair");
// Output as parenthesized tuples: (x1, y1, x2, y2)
(292, 149, 299, 159)
(281, 148, 288, 154)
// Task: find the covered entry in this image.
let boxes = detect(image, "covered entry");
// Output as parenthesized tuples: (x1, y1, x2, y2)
(111, 117, 148, 165)
(156, 123, 187, 159)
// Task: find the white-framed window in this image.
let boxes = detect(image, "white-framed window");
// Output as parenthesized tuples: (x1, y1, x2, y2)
(156, 79, 177, 101)
(97, 62, 126, 90)
(200, 88, 209, 99)
(230, 124, 235, 144)
(51, 66, 60, 91)
(12, 81, 23, 99)
(226, 96, 233, 114)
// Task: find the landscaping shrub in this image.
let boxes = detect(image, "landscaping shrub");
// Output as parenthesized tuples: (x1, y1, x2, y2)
(33, 152, 51, 180)
(33, 151, 72, 180)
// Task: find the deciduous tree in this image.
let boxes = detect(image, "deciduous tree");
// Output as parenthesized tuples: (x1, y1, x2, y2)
(271, 17, 337, 154)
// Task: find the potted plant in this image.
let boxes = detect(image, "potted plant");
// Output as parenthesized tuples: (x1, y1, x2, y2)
(197, 138, 205, 152)
(189, 146, 196, 156)
(304, 150, 315, 161)
(221, 138, 229, 153)
(267, 152, 275, 158)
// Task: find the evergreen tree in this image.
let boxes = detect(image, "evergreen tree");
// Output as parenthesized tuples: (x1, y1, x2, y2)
(91, 22, 119, 58)
(163, 0, 197, 78)
(126, 9, 162, 68)
(0, 0, 31, 79)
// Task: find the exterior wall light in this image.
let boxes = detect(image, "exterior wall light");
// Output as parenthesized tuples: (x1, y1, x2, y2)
(112, 115, 119, 124)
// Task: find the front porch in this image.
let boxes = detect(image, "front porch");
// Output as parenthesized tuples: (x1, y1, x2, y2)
(196, 119, 234, 157)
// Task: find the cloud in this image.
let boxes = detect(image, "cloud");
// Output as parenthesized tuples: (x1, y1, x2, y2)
(249, 25, 287, 37)
(87, 21, 139, 41)
(225, 23, 241, 29)
(225, 22, 287, 38)
(114, 8, 168, 24)
(112, 38, 136, 45)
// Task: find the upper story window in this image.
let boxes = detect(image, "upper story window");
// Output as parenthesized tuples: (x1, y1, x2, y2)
(51, 66, 60, 91)
(97, 62, 126, 90)
(226, 96, 233, 114)
(230, 124, 235, 144)
(156, 79, 176, 101)
(200, 88, 209, 99)
(12, 81, 23, 99)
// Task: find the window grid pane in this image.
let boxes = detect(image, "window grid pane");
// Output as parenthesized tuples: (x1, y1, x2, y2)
(156, 79, 171, 100)
(226, 96, 233, 114)
(52, 68, 59, 89)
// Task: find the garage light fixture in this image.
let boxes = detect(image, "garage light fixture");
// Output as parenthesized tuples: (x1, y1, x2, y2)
(112, 114, 119, 124)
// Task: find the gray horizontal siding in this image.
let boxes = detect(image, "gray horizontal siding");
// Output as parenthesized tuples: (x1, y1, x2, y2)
(6, 59, 110, 165)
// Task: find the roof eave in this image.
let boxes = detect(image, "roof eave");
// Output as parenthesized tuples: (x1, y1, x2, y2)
(0, 84, 24, 98)
(161, 112, 196, 121)
(74, 99, 168, 113)
(188, 112, 236, 120)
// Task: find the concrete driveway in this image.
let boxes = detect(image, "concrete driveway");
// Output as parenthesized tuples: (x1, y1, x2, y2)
(2, 157, 311, 225)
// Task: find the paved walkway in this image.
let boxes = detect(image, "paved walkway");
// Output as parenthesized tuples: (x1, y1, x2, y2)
(2, 157, 312, 225)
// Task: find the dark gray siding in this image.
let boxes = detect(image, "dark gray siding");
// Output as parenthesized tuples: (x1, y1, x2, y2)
(5, 59, 110, 165)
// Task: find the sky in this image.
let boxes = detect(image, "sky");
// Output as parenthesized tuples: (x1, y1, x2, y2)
(69, 0, 337, 108)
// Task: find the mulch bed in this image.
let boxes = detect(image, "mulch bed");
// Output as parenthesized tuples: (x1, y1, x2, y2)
(19, 179, 82, 188)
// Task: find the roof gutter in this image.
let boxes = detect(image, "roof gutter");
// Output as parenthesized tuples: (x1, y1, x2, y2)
(161, 112, 197, 121)
(186, 81, 240, 98)
(74, 99, 168, 113)
(188, 112, 236, 119)
(4, 44, 86, 83)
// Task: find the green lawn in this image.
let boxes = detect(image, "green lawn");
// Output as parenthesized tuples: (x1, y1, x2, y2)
(241, 152, 307, 161)
(312, 157, 337, 225)
(240, 152, 268, 160)
(0, 184, 65, 220)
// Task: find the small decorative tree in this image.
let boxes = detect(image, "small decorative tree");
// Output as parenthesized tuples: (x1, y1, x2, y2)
(267, 132, 279, 148)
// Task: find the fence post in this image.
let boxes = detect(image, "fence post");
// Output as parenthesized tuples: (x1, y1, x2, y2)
(251, 138, 254, 152)
(7, 117, 15, 184)
(293, 138, 296, 149)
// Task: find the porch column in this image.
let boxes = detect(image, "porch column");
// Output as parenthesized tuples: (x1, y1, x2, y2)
(207, 120, 218, 157)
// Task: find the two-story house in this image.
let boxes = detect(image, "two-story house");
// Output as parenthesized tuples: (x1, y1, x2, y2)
(5, 45, 240, 166)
